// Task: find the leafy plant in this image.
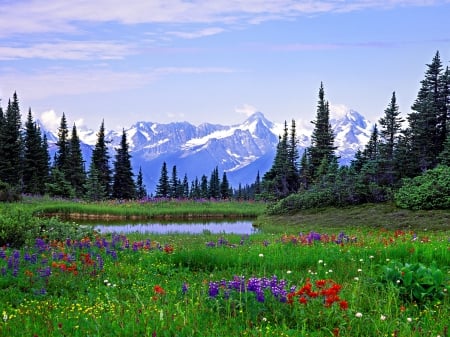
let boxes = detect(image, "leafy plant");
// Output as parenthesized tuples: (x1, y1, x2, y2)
(379, 260, 448, 304)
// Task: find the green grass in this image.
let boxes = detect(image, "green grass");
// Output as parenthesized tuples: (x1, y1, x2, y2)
(22, 196, 266, 220)
(0, 199, 449, 336)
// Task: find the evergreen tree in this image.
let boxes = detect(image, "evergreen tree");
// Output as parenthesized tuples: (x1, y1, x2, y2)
(54, 113, 70, 175)
(438, 132, 450, 166)
(155, 162, 170, 198)
(209, 167, 221, 199)
(190, 177, 201, 199)
(0, 93, 22, 187)
(23, 109, 48, 194)
(254, 171, 261, 195)
(220, 171, 230, 199)
(408, 51, 447, 171)
(200, 175, 209, 198)
(84, 161, 106, 201)
(91, 120, 112, 198)
(308, 82, 337, 180)
(68, 124, 86, 197)
(112, 129, 136, 199)
(299, 149, 311, 190)
(378, 92, 404, 186)
(46, 168, 75, 198)
(136, 166, 147, 199)
(182, 174, 189, 198)
(287, 119, 300, 192)
(170, 165, 179, 198)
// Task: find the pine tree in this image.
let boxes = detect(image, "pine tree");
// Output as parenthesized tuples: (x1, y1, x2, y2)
(54, 113, 70, 175)
(170, 165, 179, 198)
(91, 120, 112, 198)
(112, 129, 136, 199)
(200, 175, 209, 198)
(408, 51, 447, 171)
(182, 174, 189, 198)
(68, 124, 86, 197)
(0, 93, 22, 187)
(287, 119, 300, 192)
(220, 171, 230, 199)
(209, 167, 221, 199)
(155, 162, 170, 198)
(23, 109, 49, 194)
(378, 92, 404, 186)
(254, 171, 261, 195)
(299, 149, 311, 190)
(84, 161, 106, 201)
(308, 82, 337, 180)
(136, 166, 147, 199)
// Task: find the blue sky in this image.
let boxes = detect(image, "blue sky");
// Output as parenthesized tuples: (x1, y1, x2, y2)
(1, 0, 449, 131)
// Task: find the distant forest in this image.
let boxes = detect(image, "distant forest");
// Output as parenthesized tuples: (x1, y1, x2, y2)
(1, 51, 449, 210)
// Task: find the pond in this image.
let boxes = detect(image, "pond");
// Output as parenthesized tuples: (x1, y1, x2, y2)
(91, 219, 258, 235)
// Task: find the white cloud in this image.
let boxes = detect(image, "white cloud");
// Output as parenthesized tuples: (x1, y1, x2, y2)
(39, 110, 61, 132)
(0, 41, 136, 61)
(235, 103, 258, 117)
(166, 27, 226, 39)
(0, 0, 444, 38)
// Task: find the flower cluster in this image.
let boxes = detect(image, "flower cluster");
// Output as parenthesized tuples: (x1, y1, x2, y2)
(281, 232, 357, 245)
(207, 275, 348, 310)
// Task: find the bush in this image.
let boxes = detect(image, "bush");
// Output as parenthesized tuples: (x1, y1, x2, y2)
(0, 181, 21, 202)
(395, 165, 450, 210)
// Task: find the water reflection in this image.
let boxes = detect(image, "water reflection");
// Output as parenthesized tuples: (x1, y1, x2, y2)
(93, 220, 258, 235)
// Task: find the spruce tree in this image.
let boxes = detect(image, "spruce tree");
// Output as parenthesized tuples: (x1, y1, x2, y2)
(23, 109, 48, 194)
(308, 82, 337, 181)
(220, 171, 230, 199)
(92, 120, 112, 198)
(136, 166, 147, 199)
(182, 174, 189, 198)
(200, 175, 209, 198)
(84, 161, 106, 201)
(54, 113, 70, 174)
(170, 165, 179, 198)
(155, 162, 170, 198)
(209, 167, 221, 199)
(0, 93, 22, 187)
(68, 124, 86, 197)
(408, 51, 447, 171)
(112, 129, 136, 199)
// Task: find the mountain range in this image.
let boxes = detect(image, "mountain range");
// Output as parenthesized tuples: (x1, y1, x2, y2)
(43, 107, 374, 194)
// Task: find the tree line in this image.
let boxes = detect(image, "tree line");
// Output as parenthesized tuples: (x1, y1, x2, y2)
(1, 51, 449, 206)
(261, 51, 450, 211)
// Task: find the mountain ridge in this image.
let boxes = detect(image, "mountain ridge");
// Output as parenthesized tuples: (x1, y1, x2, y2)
(41, 107, 374, 194)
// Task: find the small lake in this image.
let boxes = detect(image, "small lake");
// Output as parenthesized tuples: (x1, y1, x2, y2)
(91, 219, 258, 235)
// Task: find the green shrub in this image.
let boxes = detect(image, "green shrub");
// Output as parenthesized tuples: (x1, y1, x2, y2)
(379, 260, 448, 304)
(394, 165, 450, 210)
(0, 181, 21, 202)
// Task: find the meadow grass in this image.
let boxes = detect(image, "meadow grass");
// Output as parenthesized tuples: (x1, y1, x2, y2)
(22, 196, 266, 220)
(0, 200, 449, 336)
(0, 223, 448, 336)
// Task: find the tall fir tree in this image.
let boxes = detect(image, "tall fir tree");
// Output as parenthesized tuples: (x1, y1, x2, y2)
(155, 162, 170, 198)
(23, 109, 49, 194)
(136, 166, 147, 199)
(67, 124, 86, 197)
(91, 120, 112, 198)
(308, 82, 337, 181)
(209, 166, 221, 199)
(408, 51, 447, 172)
(0, 92, 22, 187)
(112, 129, 136, 199)
(220, 171, 230, 199)
(200, 175, 209, 198)
(84, 161, 106, 201)
(54, 113, 70, 174)
(169, 165, 179, 198)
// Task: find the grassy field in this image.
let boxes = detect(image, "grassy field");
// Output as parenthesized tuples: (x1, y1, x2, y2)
(0, 200, 449, 336)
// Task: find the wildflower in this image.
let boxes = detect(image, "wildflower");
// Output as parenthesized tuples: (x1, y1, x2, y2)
(354, 277, 359, 281)
(259, 253, 264, 258)
(318, 260, 323, 264)
(369, 255, 374, 259)
(407, 317, 412, 322)
(355, 312, 363, 318)
(339, 300, 349, 310)
(286, 270, 292, 274)
(3, 311, 7, 322)
(182, 282, 189, 294)
(154, 285, 166, 295)
(359, 259, 364, 262)
(357, 268, 362, 272)
(380, 315, 386, 321)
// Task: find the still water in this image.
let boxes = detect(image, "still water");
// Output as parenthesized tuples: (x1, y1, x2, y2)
(92, 219, 258, 235)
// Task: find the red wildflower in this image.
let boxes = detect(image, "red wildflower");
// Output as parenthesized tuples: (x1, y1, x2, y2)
(299, 296, 308, 305)
(333, 327, 340, 337)
(339, 300, 349, 310)
(154, 285, 166, 295)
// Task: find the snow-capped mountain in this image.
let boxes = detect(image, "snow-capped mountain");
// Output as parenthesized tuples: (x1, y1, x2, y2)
(43, 107, 373, 194)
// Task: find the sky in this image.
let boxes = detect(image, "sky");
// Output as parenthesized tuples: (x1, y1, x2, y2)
(1, 0, 450, 132)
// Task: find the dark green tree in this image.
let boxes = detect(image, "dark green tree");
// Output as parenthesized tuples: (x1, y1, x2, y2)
(54, 113, 70, 175)
(299, 149, 312, 190)
(67, 124, 86, 197)
(84, 161, 106, 201)
(200, 175, 209, 198)
(209, 166, 221, 199)
(408, 51, 447, 172)
(308, 83, 337, 181)
(0, 93, 22, 187)
(112, 129, 136, 199)
(136, 166, 147, 199)
(170, 165, 179, 198)
(46, 168, 75, 198)
(23, 109, 49, 194)
(254, 171, 261, 195)
(182, 174, 189, 198)
(91, 120, 112, 198)
(155, 162, 170, 198)
(220, 171, 230, 199)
